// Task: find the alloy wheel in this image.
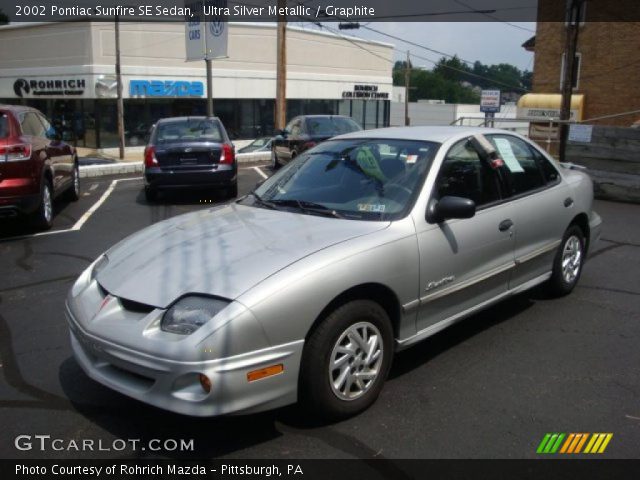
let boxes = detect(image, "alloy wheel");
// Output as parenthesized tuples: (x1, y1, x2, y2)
(561, 235, 582, 284)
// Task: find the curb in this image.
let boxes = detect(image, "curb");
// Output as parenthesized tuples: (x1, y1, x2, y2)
(78, 156, 270, 179)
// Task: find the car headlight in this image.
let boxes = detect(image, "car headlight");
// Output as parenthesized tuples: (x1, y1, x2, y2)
(161, 295, 230, 335)
(71, 254, 109, 297)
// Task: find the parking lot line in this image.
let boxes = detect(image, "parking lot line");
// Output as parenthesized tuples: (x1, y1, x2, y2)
(0, 177, 140, 242)
(253, 166, 268, 180)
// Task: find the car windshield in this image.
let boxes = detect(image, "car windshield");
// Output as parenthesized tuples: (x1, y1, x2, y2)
(154, 119, 223, 144)
(0, 114, 8, 138)
(306, 117, 361, 136)
(248, 138, 439, 221)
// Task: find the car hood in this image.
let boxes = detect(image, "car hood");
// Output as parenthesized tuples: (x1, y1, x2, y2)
(97, 203, 389, 308)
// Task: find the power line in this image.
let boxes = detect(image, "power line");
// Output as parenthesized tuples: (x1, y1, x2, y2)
(452, 0, 535, 32)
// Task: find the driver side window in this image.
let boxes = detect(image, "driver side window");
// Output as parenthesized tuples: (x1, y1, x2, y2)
(436, 139, 502, 207)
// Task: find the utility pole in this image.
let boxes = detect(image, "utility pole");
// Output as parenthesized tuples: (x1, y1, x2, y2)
(275, 0, 287, 130)
(404, 50, 411, 126)
(115, 16, 125, 160)
(206, 58, 213, 117)
(559, 0, 583, 162)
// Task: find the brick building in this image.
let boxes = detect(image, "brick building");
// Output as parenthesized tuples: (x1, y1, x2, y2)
(524, 0, 640, 127)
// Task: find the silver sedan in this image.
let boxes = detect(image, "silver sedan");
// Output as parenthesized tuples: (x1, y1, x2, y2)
(66, 127, 602, 419)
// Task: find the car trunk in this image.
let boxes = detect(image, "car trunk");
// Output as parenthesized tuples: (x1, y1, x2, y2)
(154, 143, 223, 170)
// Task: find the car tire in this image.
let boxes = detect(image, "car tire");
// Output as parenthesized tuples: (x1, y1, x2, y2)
(299, 300, 393, 420)
(271, 149, 280, 170)
(547, 225, 586, 296)
(227, 182, 238, 199)
(32, 180, 54, 230)
(66, 161, 80, 202)
(144, 186, 157, 202)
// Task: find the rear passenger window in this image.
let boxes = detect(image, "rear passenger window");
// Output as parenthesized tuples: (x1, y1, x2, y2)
(488, 135, 545, 196)
(532, 147, 561, 184)
(20, 112, 47, 138)
(437, 139, 502, 207)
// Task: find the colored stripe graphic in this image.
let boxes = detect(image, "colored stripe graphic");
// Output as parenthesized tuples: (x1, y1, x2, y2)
(538, 433, 613, 454)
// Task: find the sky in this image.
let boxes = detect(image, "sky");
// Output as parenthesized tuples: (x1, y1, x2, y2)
(321, 22, 537, 72)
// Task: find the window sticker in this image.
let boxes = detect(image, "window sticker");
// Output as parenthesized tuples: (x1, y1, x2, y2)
(406, 154, 418, 164)
(494, 138, 525, 173)
(357, 203, 386, 213)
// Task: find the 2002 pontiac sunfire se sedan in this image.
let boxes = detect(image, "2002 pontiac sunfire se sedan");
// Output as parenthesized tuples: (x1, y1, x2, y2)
(66, 127, 602, 419)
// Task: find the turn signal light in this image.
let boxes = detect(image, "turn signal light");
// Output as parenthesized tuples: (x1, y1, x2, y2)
(0, 143, 32, 161)
(219, 143, 235, 165)
(144, 146, 158, 167)
(199, 374, 212, 393)
(247, 364, 284, 382)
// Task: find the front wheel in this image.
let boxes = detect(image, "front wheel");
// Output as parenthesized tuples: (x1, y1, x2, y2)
(299, 300, 393, 420)
(547, 225, 586, 296)
(271, 149, 280, 170)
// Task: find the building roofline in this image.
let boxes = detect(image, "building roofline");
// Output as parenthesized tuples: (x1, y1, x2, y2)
(0, 21, 394, 49)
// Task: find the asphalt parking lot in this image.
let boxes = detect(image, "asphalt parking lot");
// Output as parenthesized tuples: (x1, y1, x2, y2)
(0, 166, 639, 460)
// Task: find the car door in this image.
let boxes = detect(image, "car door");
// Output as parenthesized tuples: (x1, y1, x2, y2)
(18, 112, 56, 186)
(37, 112, 74, 189)
(414, 138, 516, 334)
(274, 117, 299, 164)
(485, 134, 574, 288)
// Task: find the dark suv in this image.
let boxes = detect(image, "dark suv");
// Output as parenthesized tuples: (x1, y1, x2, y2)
(0, 105, 79, 230)
(271, 115, 361, 169)
(143, 116, 237, 201)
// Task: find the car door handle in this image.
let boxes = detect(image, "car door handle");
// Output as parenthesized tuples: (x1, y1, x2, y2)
(564, 197, 574, 207)
(498, 219, 514, 232)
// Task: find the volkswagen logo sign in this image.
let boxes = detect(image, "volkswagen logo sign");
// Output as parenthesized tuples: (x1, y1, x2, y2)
(209, 21, 224, 37)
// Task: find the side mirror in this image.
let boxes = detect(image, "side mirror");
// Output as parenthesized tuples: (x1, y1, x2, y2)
(427, 196, 476, 224)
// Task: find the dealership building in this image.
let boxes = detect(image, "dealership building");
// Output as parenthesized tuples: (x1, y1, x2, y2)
(0, 22, 393, 149)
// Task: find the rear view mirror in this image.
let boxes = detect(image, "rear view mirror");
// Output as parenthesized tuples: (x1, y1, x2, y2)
(427, 196, 476, 224)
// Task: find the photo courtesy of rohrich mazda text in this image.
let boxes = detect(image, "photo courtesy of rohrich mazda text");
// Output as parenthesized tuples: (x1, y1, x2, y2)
(2, 1, 640, 479)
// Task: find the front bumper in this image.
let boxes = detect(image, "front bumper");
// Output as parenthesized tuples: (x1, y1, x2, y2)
(66, 303, 303, 417)
(144, 165, 237, 189)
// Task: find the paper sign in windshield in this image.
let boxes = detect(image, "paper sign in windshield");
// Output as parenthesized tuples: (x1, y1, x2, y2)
(494, 138, 525, 173)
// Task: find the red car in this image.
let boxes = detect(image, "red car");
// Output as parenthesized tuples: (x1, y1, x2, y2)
(0, 105, 79, 229)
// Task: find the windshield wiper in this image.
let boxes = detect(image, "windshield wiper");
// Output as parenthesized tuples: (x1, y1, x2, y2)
(251, 192, 278, 210)
(269, 199, 344, 219)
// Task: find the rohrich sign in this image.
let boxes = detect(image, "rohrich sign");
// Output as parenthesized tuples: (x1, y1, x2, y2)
(13, 78, 86, 97)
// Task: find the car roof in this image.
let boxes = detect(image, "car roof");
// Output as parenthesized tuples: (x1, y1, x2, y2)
(0, 104, 40, 114)
(333, 126, 521, 143)
(297, 115, 353, 119)
(156, 116, 221, 123)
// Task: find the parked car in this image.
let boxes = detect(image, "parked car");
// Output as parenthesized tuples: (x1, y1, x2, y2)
(67, 126, 601, 420)
(0, 105, 79, 230)
(238, 136, 272, 154)
(236, 136, 273, 163)
(271, 115, 361, 169)
(142, 116, 237, 201)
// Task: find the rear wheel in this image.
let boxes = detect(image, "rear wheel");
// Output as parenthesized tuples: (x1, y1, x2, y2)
(547, 225, 585, 296)
(66, 162, 80, 201)
(226, 182, 238, 199)
(300, 300, 393, 420)
(32, 180, 53, 230)
(144, 186, 157, 202)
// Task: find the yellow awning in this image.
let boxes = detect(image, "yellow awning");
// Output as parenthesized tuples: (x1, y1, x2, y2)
(517, 93, 585, 121)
